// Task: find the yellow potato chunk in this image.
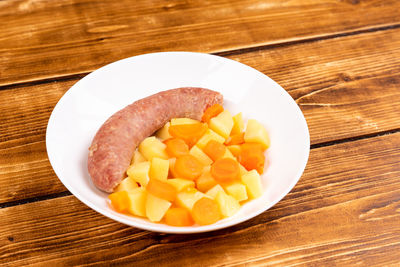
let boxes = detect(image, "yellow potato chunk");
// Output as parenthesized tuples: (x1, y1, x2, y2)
(215, 191, 240, 217)
(244, 119, 270, 149)
(196, 129, 225, 149)
(239, 163, 248, 177)
(205, 184, 225, 199)
(139, 136, 168, 160)
(231, 112, 244, 135)
(127, 161, 150, 187)
(196, 170, 218, 193)
(209, 109, 234, 139)
(115, 177, 138, 193)
(170, 118, 199, 125)
(189, 145, 213, 166)
(176, 189, 209, 211)
(222, 147, 235, 159)
(241, 170, 263, 199)
(166, 178, 195, 192)
(146, 193, 171, 222)
(149, 157, 169, 181)
(224, 182, 248, 202)
(127, 188, 147, 217)
(131, 150, 146, 165)
(227, 145, 240, 158)
(155, 122, 172, 141)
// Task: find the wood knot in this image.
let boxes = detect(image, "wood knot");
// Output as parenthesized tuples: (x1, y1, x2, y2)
(8, 236, 14, 242)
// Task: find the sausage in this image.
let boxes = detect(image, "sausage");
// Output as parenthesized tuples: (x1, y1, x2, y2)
(88, 87, 223, 192)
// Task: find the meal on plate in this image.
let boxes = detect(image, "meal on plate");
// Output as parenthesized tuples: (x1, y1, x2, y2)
(88, 87, 270, 226)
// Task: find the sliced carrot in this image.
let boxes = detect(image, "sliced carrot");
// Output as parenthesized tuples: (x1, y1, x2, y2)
(210, 158, 240, 183)
(225, 132, 245, 146)
(192, 197, 221, 225)
(203, 140, 226, 161)
(165, 208, 195, 226)
(164, 138, 189, 158)
(146, 179, 177, 202)
(196, 171, 218, 192)
(169, 122, 208, 147)
(174, 155, 204, 180)
(201, 104, 224, 123)
(238, 143, 265, 174)
(108, 191, 130, 213)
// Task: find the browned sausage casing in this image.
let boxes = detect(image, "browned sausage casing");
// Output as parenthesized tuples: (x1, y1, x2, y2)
(88, 87, 223, 192)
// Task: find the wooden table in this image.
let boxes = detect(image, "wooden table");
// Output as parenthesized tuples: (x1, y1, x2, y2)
(1, 1, 400, 266)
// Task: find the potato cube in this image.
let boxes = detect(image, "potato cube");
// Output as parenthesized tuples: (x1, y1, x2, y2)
(127, 161, 150, 187)
(215, 191, 240, 217)
(155, 122, 172, 141)
(176, 189, 209, 211)
(115, 177, 138, 193)
(227, 145, 241, 158)
(127, 188, 147, 217)
(149, 157, 169, 181)
(222, 148, 235, 159)
(224, 182, 248, 202)
(196, 129, 225, 149)
(205, 184, 225, 199)
(146, 193, 171, 222)
(244, 119, 270, 149)
(131, 150, 146, 165)
(209, 110, 234, 139)
(239, 164, 248, 177)
(138, 136, 168, 160)
(170, 118, 199, 125)
(189, 145, 213, 166)
(166, 178, 195, 192)
(196, 171, 217, 192)
(231, 112, 244, 135)
(241, 170, 263, 199)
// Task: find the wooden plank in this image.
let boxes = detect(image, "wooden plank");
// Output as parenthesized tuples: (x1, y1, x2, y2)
(1, 133, 399, 266)
(1, 28, 400, 204)
(1, 0, 400, 86)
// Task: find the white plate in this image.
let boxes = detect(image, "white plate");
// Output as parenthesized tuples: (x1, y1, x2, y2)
(46, 52, 309, 234)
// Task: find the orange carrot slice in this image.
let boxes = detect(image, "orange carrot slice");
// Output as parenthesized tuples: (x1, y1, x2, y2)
(108, 191, 130, 213)
(203, 140, 226, 161)
(174, 155, 204, 180)
(202, 104, 224, 123)
(238, 143, 265, 174)
(210, 158, 240, 183)
(225, 132, 245, 146)
(165, 208, 195, 226)
(146, 179, 177, 202)
(169, 122, 208, 147)
(164, 138, 189, 158)
(192, 198, 221, 225)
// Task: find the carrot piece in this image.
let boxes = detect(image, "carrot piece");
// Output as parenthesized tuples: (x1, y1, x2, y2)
(164, 138, 189, 157)
(225, 132, 245, 146)
(146, 179, 177, 202)
(164, 208, 194, 226)
(169, 122, 208, 147)
(108, 191, 130, 213)
(238, 143, 266, 174)
(202, 104, 224, 123)
(174, 155, 204, 180)
(203, 140, 226, 161)
(210, 158, 240, 183)
(196, 171, 218, 192)
(192, 198, 221, 225)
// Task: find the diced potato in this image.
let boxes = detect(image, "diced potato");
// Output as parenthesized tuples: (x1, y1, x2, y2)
(127, 161, 150, 187)
(149, 157, 169, 181)
(115, 177, 138, 193)
(196, 129, 225, 149)
(189, 145, 213, 166)
(215, 191, 240, 217)
(239, 164, 248, 177)
(127, 188, 147, 217)
(131, 150, 146, 165)
(227, 145, 241, 158)
(222, 148, 235, 159)
(224, 182, 248, 202)
(244, 119, 270, 149)
(241, 170, 263, 199)
(139, 136, 168, 160)
(176, 189, 209, 211)
(170, 118, 199, 125)
(146, 193, 171, 222)
(166, 178, 195, 192)
(155, 122, 172, 141)
(231, 112, 244, 135)
(209, 110, 234, 139)
(196, 171, 218, 192)
(205, 184, 225, 199)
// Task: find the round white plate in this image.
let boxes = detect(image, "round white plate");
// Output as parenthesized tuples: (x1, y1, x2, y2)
(46, 52, 309, 234)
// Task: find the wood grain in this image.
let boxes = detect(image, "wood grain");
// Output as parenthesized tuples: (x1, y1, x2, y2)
(1, 0, 400, 86)
(1, 133, 399, 266)
(1, 28, 400, 204)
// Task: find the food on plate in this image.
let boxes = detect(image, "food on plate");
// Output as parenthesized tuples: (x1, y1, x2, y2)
(88, 87, 223, 192)
(105, 100, 270, 226)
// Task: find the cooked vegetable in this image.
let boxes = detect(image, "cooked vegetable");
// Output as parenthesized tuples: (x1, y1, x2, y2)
(174, 154, 204, 180)
(192, 197, 221, 225)
(201, 103, 224, 123)
(169, 122, 208, 147)
(165, 208, 194, 226)
(165, 138, 189, 158)
(211, 158, 240, 183)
